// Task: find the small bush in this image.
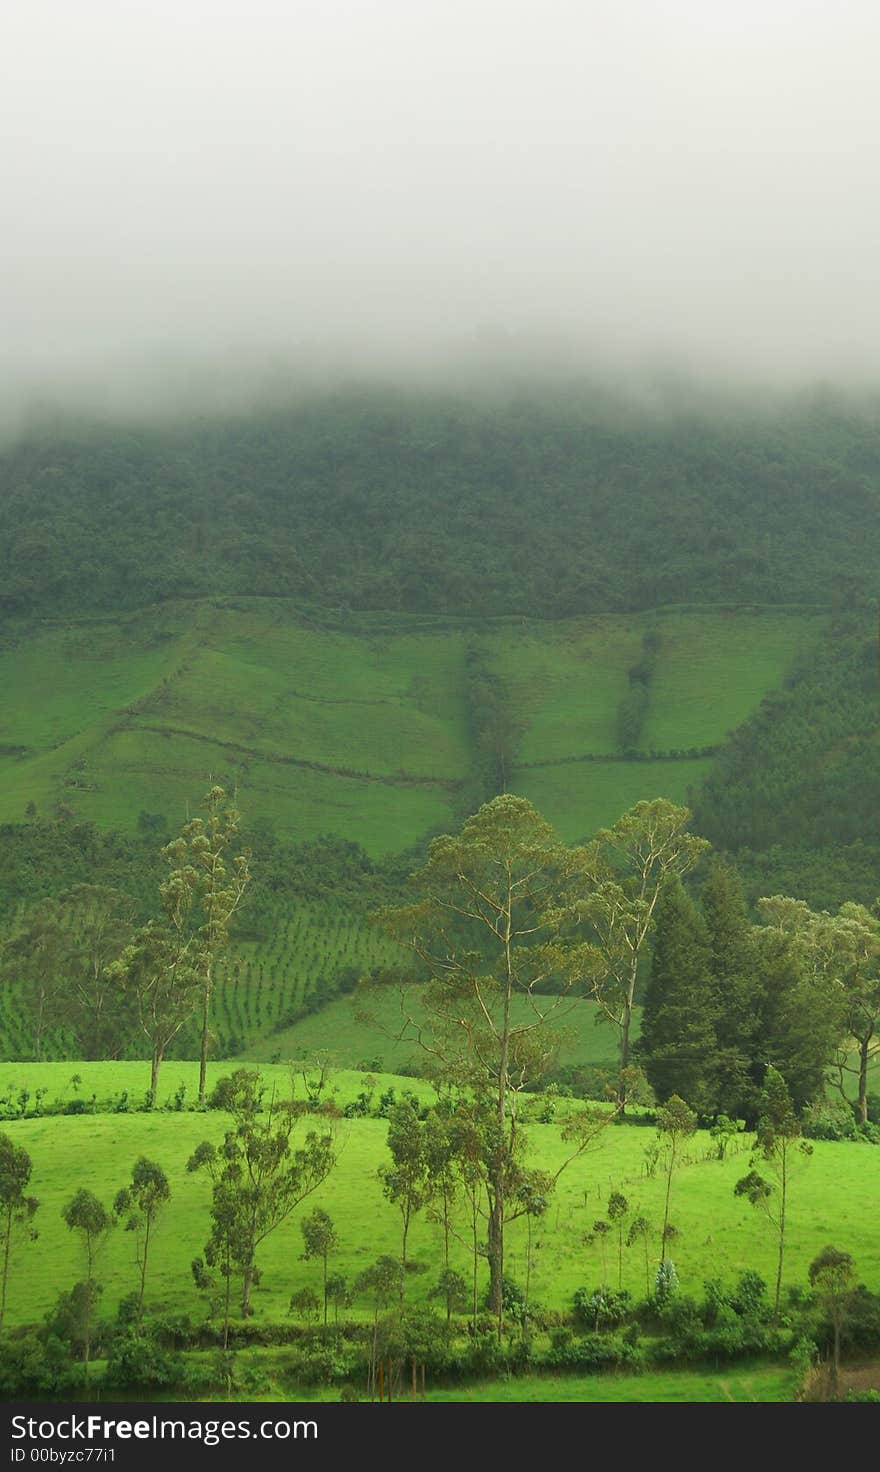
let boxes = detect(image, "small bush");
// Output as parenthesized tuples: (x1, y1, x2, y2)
(104, 1331, 184, 1390)
(803, 1098, 858, 1142)
(572, 1287, 632, 1330)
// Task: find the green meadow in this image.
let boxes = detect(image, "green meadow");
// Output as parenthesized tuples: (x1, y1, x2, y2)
(511, 758, 714, 844)
(0, 601, 821, 854)
(423, 1363, 801, 1402)
(1, 1062, 877, 1335)
(242, 986, 634, 1075)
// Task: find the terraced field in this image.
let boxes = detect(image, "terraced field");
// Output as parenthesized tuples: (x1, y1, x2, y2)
(0, 600, 821, 851)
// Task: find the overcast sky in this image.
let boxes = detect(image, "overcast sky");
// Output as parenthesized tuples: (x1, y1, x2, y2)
(3, 0, 880, 415)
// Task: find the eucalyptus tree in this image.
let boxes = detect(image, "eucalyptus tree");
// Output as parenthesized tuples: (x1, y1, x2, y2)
(759, 895, 880, 1125)
(607, 1190, 630, 1290)
(734, 1066, 812, 1319)
(375, 794, 618, 1327)
(809, 1246, 855, 1395)
(0, 1134, 38, 1335)
(626, 1214, 652, 1298)
(580, 799, 710, 1106)
(161, 786, 252, 1104)
(113, 1157, 171, 1324)
(109, 922, 201, 1097)
(300, 1208, 338, 1328)
(379, 1099, 430, 1280)
(62, 1189, 113, 1379)
(656, 1094, 697, 1265)
(188, 1069, 335, 1321)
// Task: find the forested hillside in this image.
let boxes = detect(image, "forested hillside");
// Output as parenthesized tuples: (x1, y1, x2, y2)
(3, 388, 880, 619)
(2, 389, 880, 1059)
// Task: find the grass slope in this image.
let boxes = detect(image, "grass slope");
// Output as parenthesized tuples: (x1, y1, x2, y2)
(424, 1364, 800, 1401)
(1, 1063, 877, 1333)
(1, 601, 820, 854)
(241, 986, 636, 1074)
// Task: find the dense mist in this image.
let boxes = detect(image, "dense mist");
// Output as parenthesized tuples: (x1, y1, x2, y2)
(3, 1, 880, 428)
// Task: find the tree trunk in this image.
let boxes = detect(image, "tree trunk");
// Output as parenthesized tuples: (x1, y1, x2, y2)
(487, 1182, 504, 1336)
(471, 1200, 479, 1330)
(619, 958, 637, 1114)
(857, 1036, 870, 1127)
(660, 1147, 675, 1264)
(241, 1264, 254, 1316)
(137, 1214, 151, 1323)
(198, 964, 212, 1106)
(222, 1241, 231, 1351)
(774, 1155, 787, 1322)
(489, 894, 513, 1336)
(524, 1214, 532, 1318)
(150, 1048, 162, 1099)
(0, 1210, 11, 1335)
(84, 1256, 93, 1382)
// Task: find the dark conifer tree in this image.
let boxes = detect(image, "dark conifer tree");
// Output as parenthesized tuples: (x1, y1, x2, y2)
(701, 860, 762, 1121)
(753, 929, 841, 1112)
(639, 878, 718, 1112)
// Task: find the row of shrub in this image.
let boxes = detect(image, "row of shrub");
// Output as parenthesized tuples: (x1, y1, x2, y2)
(4, 1269, 879, 1398)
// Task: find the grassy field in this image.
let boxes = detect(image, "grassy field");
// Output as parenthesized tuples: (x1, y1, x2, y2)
(1, 1062, 877, 1335)
(0, 600, 822, 853)
(424, 1364, 801, 1401)
(242, 985, 635, 1074)
(496, 610, 816, 762)
(510, 758, 714, 844)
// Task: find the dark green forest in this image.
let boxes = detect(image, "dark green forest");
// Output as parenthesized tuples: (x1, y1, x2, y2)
(3, 388, 880, 620)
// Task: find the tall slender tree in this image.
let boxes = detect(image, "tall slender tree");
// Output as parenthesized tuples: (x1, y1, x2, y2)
(379, 1099, 429, 1280)
(809, 1246, 855, 1396)
(639, 879, 718, 1112)
(188, 1069, 335, 1318)
(582, 800, 710, 1106)
(734, 1066, 812, 1319)
(0, 1134, 38, 1336)
(375, 795, 617, 1328)
(161, 787, 251, 1105)
(701, 860, 762, 1120)
(656, 1095, 697, 1264)
(62, 1189, 113, 1380)
(113, 1157, 171, 1325)
(300, 1208, 338, 1329)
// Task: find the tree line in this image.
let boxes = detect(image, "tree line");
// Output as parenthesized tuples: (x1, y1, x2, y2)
(2, 787, 251, 1102)
(5, 391, 880, 623)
